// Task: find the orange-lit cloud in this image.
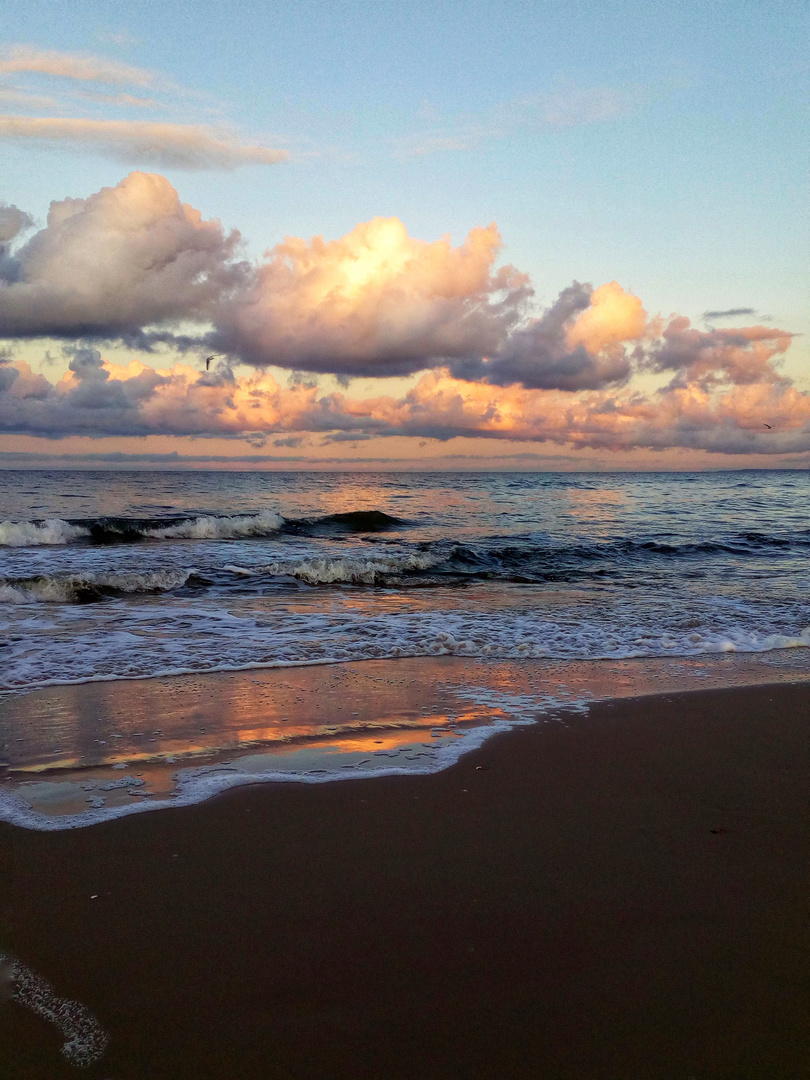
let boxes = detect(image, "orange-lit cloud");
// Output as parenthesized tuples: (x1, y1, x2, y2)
(212, 216, 531, 375)
(0, 171, 806, 455)
(644, 317, 794, 389)
(1, 338, 807, 455)
(565, 281, 647, 354)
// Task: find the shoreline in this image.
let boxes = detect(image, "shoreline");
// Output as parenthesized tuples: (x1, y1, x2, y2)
(0, 678, 808, 1077)
(2, 651, 810, 830)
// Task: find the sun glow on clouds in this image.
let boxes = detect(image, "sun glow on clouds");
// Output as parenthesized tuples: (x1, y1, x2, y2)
(213, 217, 530, 375)
(0, 171, 807, 459)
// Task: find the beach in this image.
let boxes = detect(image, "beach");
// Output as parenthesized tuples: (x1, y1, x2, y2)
(1, 676, 808, 1079)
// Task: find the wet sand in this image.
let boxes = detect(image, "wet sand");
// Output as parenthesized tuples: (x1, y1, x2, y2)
(0, 679, 809, 1079)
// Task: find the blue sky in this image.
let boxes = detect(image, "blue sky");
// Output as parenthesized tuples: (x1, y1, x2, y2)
(0, 0, 807, 468)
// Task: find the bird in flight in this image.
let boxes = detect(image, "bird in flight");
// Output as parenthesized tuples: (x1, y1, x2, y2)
(205, 354, 221, 371)
(763, 423, 773, 429)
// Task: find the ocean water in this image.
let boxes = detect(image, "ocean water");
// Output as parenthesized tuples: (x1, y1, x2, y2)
(2, 469, 809, 690)
(1, 468, 809, 827)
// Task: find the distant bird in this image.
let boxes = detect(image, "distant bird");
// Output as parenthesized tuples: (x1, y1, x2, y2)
(204, 354, 221, 371)
(763, 423, 773, 429)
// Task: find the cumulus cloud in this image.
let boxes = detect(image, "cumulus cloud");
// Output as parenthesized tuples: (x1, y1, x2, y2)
(0, 203, 35, 243)
(399, 371, 810, 454)
(0, 117, 288, 169)
(644, 318, 793, 389)
(0, 351, 325, 438)
(0, 172, 246, 338)
(0, 174, 650, 389)
(448, 281, 647, 391)
(0, 171, 804, 456)
(212, 216, 532, 376)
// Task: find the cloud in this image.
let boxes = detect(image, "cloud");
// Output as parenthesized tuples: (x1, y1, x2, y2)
(73, 91, 159, 109)
(1, 340, 807, 456)
(402, 132, 489, 157)
(0, 45, 159, 88)
(0, 88, 60, 110)
(447, 281, 647, 391)
(644, 317, 794, 389)
(0, 172, 246, 338)
(0, 351, 327, 438)
(0, 172, 804, 457)
(396, 84, 634, 158)
(533, 86, 631, 128)
(0, 116, 288, 169)
(0, 46, 288, 168)
(702, 307, 756, 321)
(0, 203, 35, 243)
(96, 30, 141, 49)
(212, 216, 532, 376)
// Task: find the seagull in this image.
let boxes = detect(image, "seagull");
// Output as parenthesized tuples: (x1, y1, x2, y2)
(204, 354, 221, 371)
(763, 423, 773, 429)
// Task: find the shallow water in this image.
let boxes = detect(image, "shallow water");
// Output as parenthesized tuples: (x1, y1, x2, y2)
(2, 650, 808, 830)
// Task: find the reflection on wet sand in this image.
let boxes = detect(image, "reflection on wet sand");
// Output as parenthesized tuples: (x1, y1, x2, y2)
(2, 650, 809, 823)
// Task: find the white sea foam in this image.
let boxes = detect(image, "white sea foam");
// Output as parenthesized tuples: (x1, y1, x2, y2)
(0, 567, 194, 604)
(1, 590, 809, 690)
(0, 519, 89, 546)
(0, 708, 542, 832)
(0, 510, 285, 547)
(146, 510, 284, 540)
(244, 550, 443, 584)
(0, 951, 109, 1066)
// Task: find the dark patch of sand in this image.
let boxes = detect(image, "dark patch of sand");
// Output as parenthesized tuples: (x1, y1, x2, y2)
(0, 680, 808, 1079)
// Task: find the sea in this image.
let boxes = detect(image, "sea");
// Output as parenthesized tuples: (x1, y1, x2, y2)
(1, 468, 809, 829)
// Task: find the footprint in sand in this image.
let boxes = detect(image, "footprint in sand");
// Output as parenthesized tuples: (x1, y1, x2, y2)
(0, 950, 109, 1068)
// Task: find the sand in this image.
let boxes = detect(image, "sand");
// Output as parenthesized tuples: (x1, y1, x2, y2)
(0, 678, 808, 1079)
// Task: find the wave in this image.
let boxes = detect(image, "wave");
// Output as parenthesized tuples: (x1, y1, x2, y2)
(3, 528, 809, 603)
(0, 509, 403, 547)
(281, 510, 403, 535)
(0, 519, 89, 546)
(0, 568, 196, 604)
(0, 550, 441, 603)
(440, 531, 810, 580)
(144, 510, 284, 541)
(1, 614, 808, 695)
(223, 550, 443, 586)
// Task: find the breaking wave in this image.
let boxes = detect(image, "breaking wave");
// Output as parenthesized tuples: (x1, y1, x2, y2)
(224, 550, 443, 585)
(0, 568, 196, 604)
(0, 508, 404, 547)
(0, 519, 88, 546)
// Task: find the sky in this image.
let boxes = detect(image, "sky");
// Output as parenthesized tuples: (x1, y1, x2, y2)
(0, 0, 807, 470)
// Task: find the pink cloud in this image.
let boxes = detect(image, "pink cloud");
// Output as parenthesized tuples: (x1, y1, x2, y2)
(1, 347, 807, 456)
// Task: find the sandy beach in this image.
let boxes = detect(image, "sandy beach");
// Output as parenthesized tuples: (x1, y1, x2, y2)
(0, 676, 808, 1079)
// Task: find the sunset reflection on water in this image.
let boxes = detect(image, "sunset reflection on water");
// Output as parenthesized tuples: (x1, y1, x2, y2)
(3, 650, 808, 824)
